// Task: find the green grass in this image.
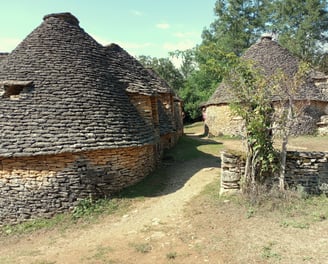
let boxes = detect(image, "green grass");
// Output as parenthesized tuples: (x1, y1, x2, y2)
(164, 135, 221, 161)
(1, 213, 69, 236)
(119, 135, 221, 198)
(261, 241, 281, 260)
(166, 251, 178, 259)
(129, 242, 152, 253)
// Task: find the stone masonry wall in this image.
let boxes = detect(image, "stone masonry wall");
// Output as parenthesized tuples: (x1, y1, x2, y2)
(127, 93, 155, 130)
(0, 145, 155, 225)
(220, 151, 328, 195)
(220, 151, 245, 195)
(286, 151, 328, 194)
(205, 105, 244, 136)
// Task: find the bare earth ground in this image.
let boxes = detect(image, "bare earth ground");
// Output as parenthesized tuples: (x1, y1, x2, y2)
(0, 123, 327, 264)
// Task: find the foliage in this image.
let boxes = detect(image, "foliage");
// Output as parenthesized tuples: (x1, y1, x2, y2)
(136, 0, 327, 121)
(0, 214, 68, 236)
(137, 55, 184, 92)
(179, 69, 218, 120)
(270, 0, 328, 66)
(72, 196, 122, 219)
(224, 55, 278, 186)
(271, 61, 311, 190)
(130, 242, 152, 253)
(202, 0, 272, 55)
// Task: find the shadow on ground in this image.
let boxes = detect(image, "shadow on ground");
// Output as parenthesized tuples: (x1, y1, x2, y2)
(117, 135, 222, 198)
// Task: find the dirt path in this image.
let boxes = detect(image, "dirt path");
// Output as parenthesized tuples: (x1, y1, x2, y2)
(1, 133, 327, 264)
(0, 156, 220, 264)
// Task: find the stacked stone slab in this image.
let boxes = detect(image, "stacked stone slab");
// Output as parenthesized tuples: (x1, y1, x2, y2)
(220, 151, 245, 195)
(220, 150, 328, 195)
(317, 115, 328, 135)
(0, 52, 8, 61)
(0, 12, 182, 225)
(104, 44, 182, 152)
(286, 151, 328, 194)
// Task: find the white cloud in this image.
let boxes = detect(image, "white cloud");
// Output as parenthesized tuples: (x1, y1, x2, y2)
(163, 40, 195, 52)
(0, 37, 21, 52)
(91, 34, 111, 46)
(156, 23, 170, 30)
(130, 10, 143, 17)
(173, 32, 198, 38)
(118, 41, 152, 50)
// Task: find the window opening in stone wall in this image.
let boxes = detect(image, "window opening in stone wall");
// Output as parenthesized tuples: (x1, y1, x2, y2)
(0, 81, 33, 100)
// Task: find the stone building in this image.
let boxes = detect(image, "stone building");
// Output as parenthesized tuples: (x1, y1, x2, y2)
(0, 52, 8, 61)
(0, 13, 182, 225)
(204, 35, 328, 136)
(104, 44, 183, 158)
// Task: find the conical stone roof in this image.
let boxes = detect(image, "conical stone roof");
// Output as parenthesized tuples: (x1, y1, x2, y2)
(0, 13, 154, 157)
(0, 52, 8, 62)
(206, 37, 327, 105)
(105, 43, 156, 96)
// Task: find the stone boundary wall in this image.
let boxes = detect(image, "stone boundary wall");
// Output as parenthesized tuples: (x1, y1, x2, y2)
(0, 145, 155, 225)
(286, 151, 328, 194)
(220, 151, 245, 195)
(220, 151, 328, 195)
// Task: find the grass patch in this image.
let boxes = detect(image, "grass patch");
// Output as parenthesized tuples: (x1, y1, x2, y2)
(261, 241, 281, 260)
(222, 187, 328, 228)
(1, 213, 70, 236)
(120, 135, 221, 198)
(130, 242, 152, 253)
(0, 198, 130, 237)
(88, 245, 114, 261)
(118, 168, 169, 198)
(166, 251, 178, 259)
(164, 135, 221, 162)
(72, 197, 129, 220)
(280, 220, 309, 229)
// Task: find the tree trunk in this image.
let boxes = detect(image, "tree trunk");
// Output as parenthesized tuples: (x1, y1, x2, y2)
(280, 99, 293, 191)
(280, 133, 288, 190)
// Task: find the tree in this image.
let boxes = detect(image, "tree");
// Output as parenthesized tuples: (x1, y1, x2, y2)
(169, 49, 197, 79)
(225, 55, 277, 189)
(202, 0, 271, 56)
(271, 0, 328, 66)
(271, 62, 310, 190)
(137, 55, 184, 92)
(179, 69, 218, 121)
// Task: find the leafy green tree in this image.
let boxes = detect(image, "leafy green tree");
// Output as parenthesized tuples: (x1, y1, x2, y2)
(169, 49, 196, 79)
(202, 0, 271, 56)
(137, 55, 184, 92)
(225, 55, 277, 188)
(179, 69, 218, 120)
(271, 0, 328, 65)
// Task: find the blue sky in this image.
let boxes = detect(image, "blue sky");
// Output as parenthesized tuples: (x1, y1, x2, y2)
(0, 0, 217, 58)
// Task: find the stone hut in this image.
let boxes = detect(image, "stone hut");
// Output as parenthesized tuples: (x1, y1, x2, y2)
(204, 35, 328, 136)
(146, 67, 183, 149)
(0, 52, 8, 61)
(104, 43, 182, 159)
(0, 13, 176, 225)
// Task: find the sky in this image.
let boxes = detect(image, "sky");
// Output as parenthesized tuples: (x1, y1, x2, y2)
(0, 0, 217, 59)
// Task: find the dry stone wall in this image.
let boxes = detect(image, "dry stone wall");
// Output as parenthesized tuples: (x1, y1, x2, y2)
(0, 145, 155, 225)
(220, 151, 245, 195)
(220, 151, 328, 195)
(205, 105, 244, 136)
(286, 151, 328, 194)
